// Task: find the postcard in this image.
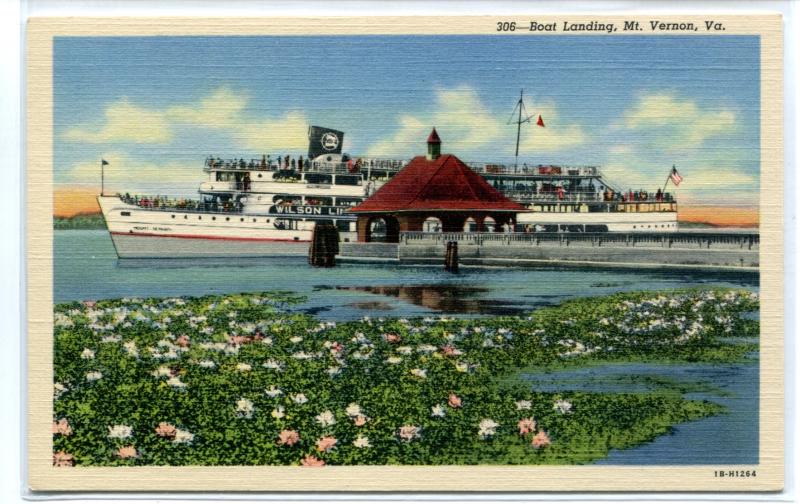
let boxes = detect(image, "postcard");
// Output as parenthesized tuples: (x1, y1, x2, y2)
(26, 14, 783, 492)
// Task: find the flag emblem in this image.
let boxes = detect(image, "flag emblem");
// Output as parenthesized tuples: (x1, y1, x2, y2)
(536, 115, 545, 127)
(101, 159, 109, 166)
(670, 166, 683, 186)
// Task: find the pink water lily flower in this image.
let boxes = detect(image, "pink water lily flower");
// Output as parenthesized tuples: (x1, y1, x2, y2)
(155, 422, 177, 439)
(316, 436, 338, 452)
(447, 393, 462, 409)
(116, 445, 138, 459)
(301, 454, 326, 467)
(532, 430, 551, 449)
(277, 430, 300, 447)
(82, 300, 96, 309)
(518, 418, 536, 436)
(52, 418, 73, 436)
(176, 334, 191, 347)
(353, 415, 368, 427)
(383, 333, 401, 344)
(53, 451, 74, 467)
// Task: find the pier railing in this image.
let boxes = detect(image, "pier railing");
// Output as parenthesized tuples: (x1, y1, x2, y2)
(401, 231, 759, 251)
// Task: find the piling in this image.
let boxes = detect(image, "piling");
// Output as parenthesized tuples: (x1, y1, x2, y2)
(308, 223, 339, 267)
(444, 241, 459, 273)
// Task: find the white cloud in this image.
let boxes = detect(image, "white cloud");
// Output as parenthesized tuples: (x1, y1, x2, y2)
(61, 87, 310, 153)
(366, 86, 587, 157)
(64, 152, 201, 196)
(622, 92, 738, 149)
(63, 100, 172, 144)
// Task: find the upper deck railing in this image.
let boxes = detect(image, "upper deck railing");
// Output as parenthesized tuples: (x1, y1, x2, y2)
(203, 156, 604, 178)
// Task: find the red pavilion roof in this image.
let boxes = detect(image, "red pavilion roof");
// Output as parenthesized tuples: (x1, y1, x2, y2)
(427, 127, 441, 144)
(349, 154, 528, 213)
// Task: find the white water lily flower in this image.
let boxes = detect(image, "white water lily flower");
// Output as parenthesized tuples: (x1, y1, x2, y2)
(80, 348, 95, 360)
(173, 428, 194, 444)
(152, 366, 172, 377)
(396, 346, 413, 355)
(167, 376, 187, 390)
(410, 368, 427, 379)
(515, 400, 532, 410)
(265, 386, 283, 398)
(292, 393, 309, 405)
(86, 371, 103, 382)
(262, 359, 284, 371)
(315, 410, 335, 427)
(197, 359, 216, 369)
(122, 341, 139, 357)
(236, 398, 255, 418)
(431, 404, 446, 418)
(455, 362, 469, 373)
(417, 344, 437, 353)
(54, 382, 68, 398)
(271, 406, 286, 419)
(478, 419, 499, 439)
(385, 356, 402, 365)
(236, 363, 252, 372)
(100, 334, 122, 344)
(345, 403, 362, 417)
(353, 436, 371, 448)
(326, 366, 342, 377)
(289, 336, 304, 344)
(107, 424, 133, 439)
(553, 399, 573, 414)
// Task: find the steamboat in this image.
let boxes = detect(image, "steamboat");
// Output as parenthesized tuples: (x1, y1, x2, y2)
(98, 101, 679, 258)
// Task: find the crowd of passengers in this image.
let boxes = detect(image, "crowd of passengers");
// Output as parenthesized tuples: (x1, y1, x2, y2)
(205, 155, 405, 174)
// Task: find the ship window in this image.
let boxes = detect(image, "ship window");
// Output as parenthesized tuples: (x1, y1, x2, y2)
(212, 216, 216, 221)
(336, 175, 361, 186)
(305, 173, 332, 185)
(198, 216, 202, 220)
(633, 225, 636, 229)
(257, 173, 263, 178)
(266, 219, 270, 223)
(184, 215, 188, 219)
(226, 217, 230, 221)
(240, 218, 244, 222)
(120, 211, 130, 216)
(253, 218, 257, 223)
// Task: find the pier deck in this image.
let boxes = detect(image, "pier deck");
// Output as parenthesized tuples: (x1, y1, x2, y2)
(338, 231, 759, 271)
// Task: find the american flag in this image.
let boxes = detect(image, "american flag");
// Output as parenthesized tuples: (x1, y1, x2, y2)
(670, 166, 683, 186)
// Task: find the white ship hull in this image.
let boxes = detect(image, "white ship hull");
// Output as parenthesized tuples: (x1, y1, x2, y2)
(98, 196, 353, 258)
(517, 209, 678, 232)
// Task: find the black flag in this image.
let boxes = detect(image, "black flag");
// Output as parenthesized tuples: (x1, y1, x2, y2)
(307, 126, 344, 160)
(101, 159, 109, 166)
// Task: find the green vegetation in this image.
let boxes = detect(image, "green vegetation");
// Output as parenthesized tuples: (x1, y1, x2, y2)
(52, 288, 758, 466)
(54, 213, 106, 230)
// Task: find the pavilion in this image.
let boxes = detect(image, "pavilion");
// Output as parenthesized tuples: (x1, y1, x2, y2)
(349, 128, 528, 243)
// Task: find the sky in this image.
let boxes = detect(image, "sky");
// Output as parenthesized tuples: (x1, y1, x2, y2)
(54, 35, 760, 216)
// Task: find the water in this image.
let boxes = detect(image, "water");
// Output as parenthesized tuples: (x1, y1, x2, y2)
(520, 362, 758, 464)
(55, 231, 757, 321)
(53, 230, 760, 464)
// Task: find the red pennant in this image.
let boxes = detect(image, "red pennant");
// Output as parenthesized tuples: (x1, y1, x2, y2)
(536, 115, 545, 127)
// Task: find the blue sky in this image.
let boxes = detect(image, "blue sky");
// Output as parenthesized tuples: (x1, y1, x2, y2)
(54, 35, 760, 206)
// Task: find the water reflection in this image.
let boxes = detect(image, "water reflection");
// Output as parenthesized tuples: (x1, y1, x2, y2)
(332, 284, 542, 316)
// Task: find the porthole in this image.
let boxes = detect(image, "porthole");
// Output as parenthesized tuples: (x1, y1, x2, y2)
(266, 219, 270, 223)
(198, 216, 202, 220)
(171, 214, 175, 219)
(257, 173, 263, 178)
(226, 217, 230, 221)
(253, 218, 257, 223)
(633, 225, 636, 229)
(240, 218, 244, 222)
(120, 211, 131, 217)
(212, 216, 216, 221)
(184, 215, 188, 219)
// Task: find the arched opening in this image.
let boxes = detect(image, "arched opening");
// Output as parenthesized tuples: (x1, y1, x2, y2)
(423, 216, 443, 233)
(369, 217, 389, 242)
(463, 217, 478, 233)
(482, 216, 496, 232)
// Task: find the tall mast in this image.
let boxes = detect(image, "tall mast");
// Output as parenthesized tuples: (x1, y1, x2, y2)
(508, 89, 532, 171)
